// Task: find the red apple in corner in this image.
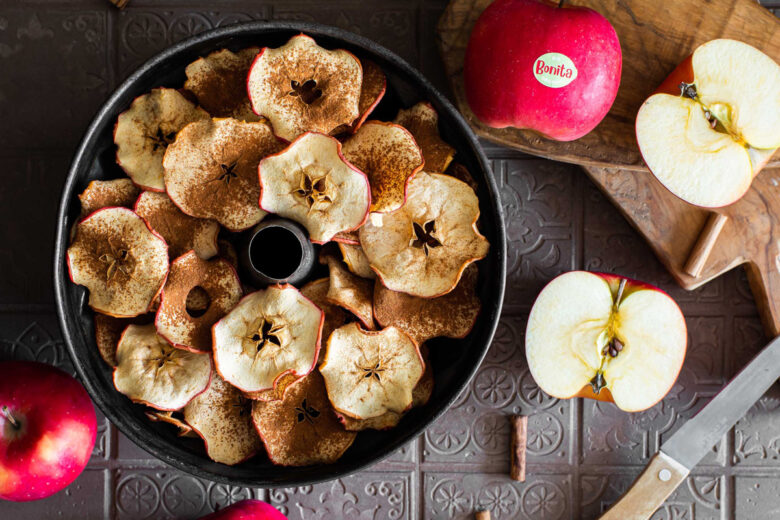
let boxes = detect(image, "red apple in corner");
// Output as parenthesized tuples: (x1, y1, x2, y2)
(0, 361, 97, 501)
(200, 499, 287, 519)
(464, 0, 622, 141)
(526, 272, 687, 412)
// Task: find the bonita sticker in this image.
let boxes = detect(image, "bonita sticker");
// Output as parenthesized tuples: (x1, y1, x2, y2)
(533, 52, 577, 88)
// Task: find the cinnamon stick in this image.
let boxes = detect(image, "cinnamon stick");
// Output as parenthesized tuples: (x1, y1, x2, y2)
(475, 511, 491, 520)
(510, 415, 528, 481)
(108, 0, 130, 9)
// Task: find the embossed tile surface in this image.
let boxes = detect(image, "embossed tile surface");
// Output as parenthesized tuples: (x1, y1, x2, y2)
(1, 1, 779, 518)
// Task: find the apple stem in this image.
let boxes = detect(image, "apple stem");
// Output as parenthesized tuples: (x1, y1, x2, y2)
(614, 279, 627, 310)
(558, 0, 565, 6)
(1, 405, 19, 429)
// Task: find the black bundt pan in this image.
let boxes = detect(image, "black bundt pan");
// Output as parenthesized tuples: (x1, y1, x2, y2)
(54, 21, 506, 487)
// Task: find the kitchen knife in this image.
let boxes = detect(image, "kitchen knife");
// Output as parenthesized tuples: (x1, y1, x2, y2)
(599, 334, 780, 519)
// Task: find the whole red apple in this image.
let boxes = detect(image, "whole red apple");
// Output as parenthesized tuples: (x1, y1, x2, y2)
(200, 499, 287, 520)
(0, 361, 97, 502)
(464, 0, 622, 141)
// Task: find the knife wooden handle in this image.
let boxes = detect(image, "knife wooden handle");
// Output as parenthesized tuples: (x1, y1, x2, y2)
(598, 452, 690, 520)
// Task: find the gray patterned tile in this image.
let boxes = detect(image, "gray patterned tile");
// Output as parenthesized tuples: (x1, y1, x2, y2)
(0, 469, 108, 520)
(735, 476, 780, 519)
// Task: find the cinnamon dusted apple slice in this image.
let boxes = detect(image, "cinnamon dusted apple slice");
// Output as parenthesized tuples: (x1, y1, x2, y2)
(155, 251, 242, 352)
(320, 323, 423, 420)
(258, 132, 370, 243)
(163, 118, 283, 231)
(334, 59, 387, 134)
(446, 162, 479, 192)
(184, 48, 261, 121)
(145, 410, 197, 438)
(67, 207, 169, 317)
(213, 285, 323, 398)
(321, 253, 375, 329)
(338, 345, 433, 431)
(394, 102, 455, 173)
(94, 313, 152, 367)
(333, 229, 360, 245)
(114, 88, 209, 191)
(374, 264, 480, 344)
(183, 373, 261, 465)
(300, 278, 349, 362)
(79, 178, 141, 217)
(247, 34, 362, 141)
(252, 371, 356, 466)
(338, 242, 375, 279)
(360, 172, 489, 297)
(113, 324, 211, 410)
(342, 121, 424, 213)
(134, 191, 219, 260)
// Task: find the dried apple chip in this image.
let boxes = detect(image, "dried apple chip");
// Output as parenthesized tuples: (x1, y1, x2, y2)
(446, 162, 479, 192)
(258, 132, 370, 243)
(67, 207, 168, 318)
(338, 345, 433, 431)
(155, 251, 242, 353)
(114, 88, 209, 191)
(247, 34, 362, 141)
(212, 285, 323, 398)
(374, 264, 480, 343)
(338, 242, 375, 279)
(163, 117, 283, 231)
(145, 410, 196, 438)
(134, 191, 219, 260)
(321, 254, 375, 330)
(334, 59, 387, 134)
(251, 371, 356, 466)
(333, 229, 360, 245)
(183, 374, 262, 465)
(320, 323, 423, 420)
(94, 313, 152, 367)
(360, 172, 489, 298)
(113, 324, 211, 410)
(342, 121, 424, 213)
(79, 178, 141, 217)
(184, 48, 261, 121)
(394, 102, 456, 173)
(300, 278, 349, 362)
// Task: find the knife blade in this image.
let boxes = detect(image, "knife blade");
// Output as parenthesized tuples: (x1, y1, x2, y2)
(600, 333, 780, 520)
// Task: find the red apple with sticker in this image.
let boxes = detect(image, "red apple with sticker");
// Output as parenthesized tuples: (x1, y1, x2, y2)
(526, 272, 687, 412)
(463, 0, 622, 141)
(0, 361, 97, 501)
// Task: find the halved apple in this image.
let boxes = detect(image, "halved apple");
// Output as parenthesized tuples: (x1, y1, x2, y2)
(525, 271, 687, 413)
(636, 39, 780, 208)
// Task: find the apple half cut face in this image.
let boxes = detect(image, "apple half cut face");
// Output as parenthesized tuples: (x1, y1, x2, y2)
(321, 252, 375, 330)
(163, 117, 283, 231)
(134, 191, 219, 260)
(184, 48, 261, 122)
(155, 251, 242, 353)
(338, 345, 433, 431)
(300, 278, 349, 363)
(247, 34, 362, 141)
(212, 285, 323, 398)
(251, 371, 356, 466)
(258, 132, 371, 243)
(78, 178, 141, 217)
(338, 242, 375, 279)
(320, 323, 423, 420)
(526, 271, 687, 413)
(636, 39, 780, 208)
(114, 324, 212, 411)
(114, 88, 209, 191)
(360, 172, 489, 298)
(394, 102, 456, 173)
(183, 373, 262, 465)
(67, 207, 169, 318)
(341, 121, 424, 214)
(373, 264, 480, 344)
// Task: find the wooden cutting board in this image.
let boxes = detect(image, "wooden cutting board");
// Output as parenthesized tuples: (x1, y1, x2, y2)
(436, 0, 780, 336)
